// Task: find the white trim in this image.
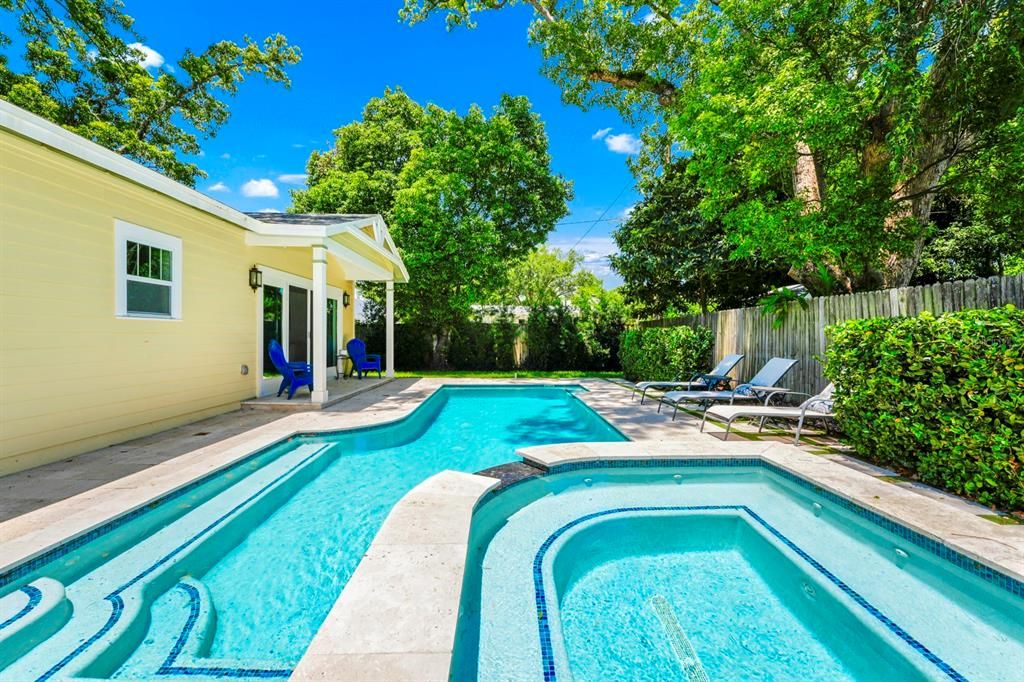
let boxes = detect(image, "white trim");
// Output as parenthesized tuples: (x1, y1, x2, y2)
(1, 99, 409, 282)
(0, 100, 266, 234)
(255, 265, 344, 397)
(114, 220, 183, 319)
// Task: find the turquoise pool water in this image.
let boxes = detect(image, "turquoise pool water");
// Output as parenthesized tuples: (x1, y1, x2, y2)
(0, 385, 625, 680)
(458, 466, 1024, 681)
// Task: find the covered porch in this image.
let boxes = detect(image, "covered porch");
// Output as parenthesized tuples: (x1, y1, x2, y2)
(243, 212, 408, 405)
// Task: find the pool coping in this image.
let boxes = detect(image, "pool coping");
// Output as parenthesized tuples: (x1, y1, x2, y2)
(0, 378, 1022, 681)
(518, 441, 1024, 584)
(289, 470, 499, 680)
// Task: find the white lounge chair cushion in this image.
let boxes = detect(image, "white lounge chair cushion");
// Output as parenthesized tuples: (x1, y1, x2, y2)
(706, 404, 834, 422)
(636, 380, 707, 391)
(662, 389, 763, 403)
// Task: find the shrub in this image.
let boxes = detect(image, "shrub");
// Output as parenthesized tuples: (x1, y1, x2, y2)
(824, 305, 1024, 510)
(619, 325, 714, 383)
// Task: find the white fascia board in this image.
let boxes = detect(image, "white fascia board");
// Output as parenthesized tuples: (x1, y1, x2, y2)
(324, 239, 393, 281)
(245, 233, 325, 248)
(0, 99, 266, 233)
(335, 224, 409, 281)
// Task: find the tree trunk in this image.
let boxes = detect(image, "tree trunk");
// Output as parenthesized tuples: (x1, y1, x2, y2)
(881, 133, 955, 288)
(787, 141, 857, 294)
(430, 329, 450, 369)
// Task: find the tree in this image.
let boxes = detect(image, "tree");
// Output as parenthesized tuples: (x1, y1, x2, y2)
(401, 0, 1024, 292)
(1, 0, 300, 185)
(612, 158, 788, 315)
(500, 246, 591, 308)
(292, 89, 572, 366)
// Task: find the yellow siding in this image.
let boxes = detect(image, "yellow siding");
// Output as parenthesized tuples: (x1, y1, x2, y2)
(0, 129, 352, 475)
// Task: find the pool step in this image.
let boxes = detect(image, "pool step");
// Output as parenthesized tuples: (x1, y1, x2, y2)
(0, 578, 71, 670)
(1, 443, 333, 681)
(113, 577, 289, 679)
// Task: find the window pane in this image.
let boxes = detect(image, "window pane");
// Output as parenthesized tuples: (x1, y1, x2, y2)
(160, 249, 172, 281)
(138, 244, 151, 278)
(127, 242, 138, 275)
(127, 280, 171, 315)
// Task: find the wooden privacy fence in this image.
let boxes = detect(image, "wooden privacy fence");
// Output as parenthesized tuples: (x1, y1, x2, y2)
(639, 274, 1024, 396)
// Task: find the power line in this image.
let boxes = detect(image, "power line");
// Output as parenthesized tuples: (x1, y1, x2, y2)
(570, 181, 633, 251)
(557, 216, 618, 227)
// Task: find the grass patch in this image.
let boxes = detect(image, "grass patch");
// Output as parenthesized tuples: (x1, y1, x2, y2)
(393, 370, 624, 379)
(980, 514, 1022, 525)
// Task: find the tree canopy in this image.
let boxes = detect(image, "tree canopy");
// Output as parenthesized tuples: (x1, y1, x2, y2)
(402, 0, 1024, 293)
(292, 89, 572, 364)
(613, 157, 788, 315)
(0, 0, 301, 185)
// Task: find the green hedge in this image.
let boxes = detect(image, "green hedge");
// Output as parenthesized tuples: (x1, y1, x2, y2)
(824, 305, 1024, 510)
(619, 326, 714, 383)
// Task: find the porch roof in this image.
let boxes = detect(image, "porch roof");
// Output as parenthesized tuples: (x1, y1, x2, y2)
(243, 212, 408, 283)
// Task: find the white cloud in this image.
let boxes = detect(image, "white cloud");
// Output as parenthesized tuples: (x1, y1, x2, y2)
(604, 133, 642, 155)
(207, 181, 229, 193)
(591, 127, 612, 140)
(128, 42, 165, 70)
(619, 204, 636, 220)
(277, 173, 308, 185)
(240, 179, 279, 198)
(256, 208, 279, 213)
(641, 12, 660, 24)
(220, 153, 231, 160)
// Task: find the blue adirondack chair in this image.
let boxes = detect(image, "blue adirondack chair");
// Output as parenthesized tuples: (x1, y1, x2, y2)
(346, 338, 382, 379)
(268, 339, 314, 399)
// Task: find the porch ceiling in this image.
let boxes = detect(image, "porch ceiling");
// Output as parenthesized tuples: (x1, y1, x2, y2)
(243, 212, 409, 283)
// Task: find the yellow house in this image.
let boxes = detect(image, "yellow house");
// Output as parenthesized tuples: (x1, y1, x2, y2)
(0, 100, 408, 477)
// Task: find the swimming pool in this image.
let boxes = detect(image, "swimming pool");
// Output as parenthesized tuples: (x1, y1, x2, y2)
(0, 385, 625, 680)
(456, 463, 1024, 681)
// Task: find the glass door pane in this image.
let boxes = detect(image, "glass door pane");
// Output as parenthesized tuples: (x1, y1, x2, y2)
(262, 285, 283, 376)
(288, 286, 308, 363)
(327, 298, 338, 366)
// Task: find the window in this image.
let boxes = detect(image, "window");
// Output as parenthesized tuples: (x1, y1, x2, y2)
(115, 221, 182, 318)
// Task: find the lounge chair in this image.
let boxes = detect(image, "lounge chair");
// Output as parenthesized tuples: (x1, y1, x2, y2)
(634, 353, 745, 404)
(268, 339, 314, 399)
(658, 357, 799, 420)
(346, 338, 382, 379)
(700, 383, 835, 444)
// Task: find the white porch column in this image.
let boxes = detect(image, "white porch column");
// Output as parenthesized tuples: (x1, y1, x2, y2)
(385, 281, 395, 378)
(311, 245, 329, 403)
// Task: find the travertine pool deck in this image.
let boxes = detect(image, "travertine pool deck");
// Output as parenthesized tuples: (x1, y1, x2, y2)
(1, 378, 1022, 681)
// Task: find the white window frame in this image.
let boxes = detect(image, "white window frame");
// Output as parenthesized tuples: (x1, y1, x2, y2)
(115, 220, 183, 319)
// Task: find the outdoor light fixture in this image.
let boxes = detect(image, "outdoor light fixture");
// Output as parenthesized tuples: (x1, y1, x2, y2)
(342, 291, 351, 308)
(249, 265, 263, 292)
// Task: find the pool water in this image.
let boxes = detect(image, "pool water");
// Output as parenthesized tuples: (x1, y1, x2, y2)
(0, 385, 624, 680)
(458, 467, 1024, 682)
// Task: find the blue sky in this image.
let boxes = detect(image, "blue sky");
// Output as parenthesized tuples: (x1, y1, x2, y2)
(120, 1, 642, 286)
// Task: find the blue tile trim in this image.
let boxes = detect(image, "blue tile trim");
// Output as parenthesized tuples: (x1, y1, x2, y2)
(544, 458, 1024, 601)
(0, 435, 302, 591)
(531, 505, 967, 682)
(156, 582, 289, 679)
(34, 447, 323, 682)
(0, 584, 42, 630)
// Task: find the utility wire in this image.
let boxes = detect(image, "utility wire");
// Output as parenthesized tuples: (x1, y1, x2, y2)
(570, 181, 633, 251)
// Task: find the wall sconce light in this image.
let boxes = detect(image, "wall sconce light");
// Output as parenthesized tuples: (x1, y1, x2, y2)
(342, 291, 351, 308)
(249, 265, 263, 292)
